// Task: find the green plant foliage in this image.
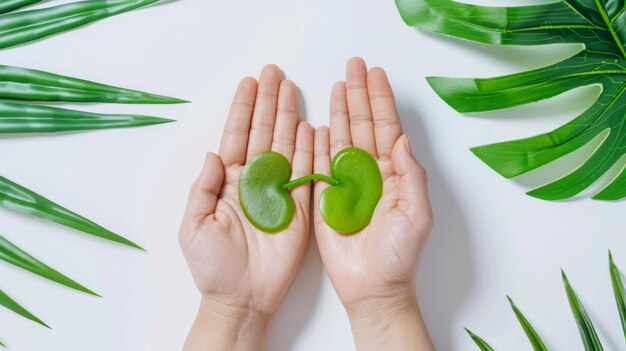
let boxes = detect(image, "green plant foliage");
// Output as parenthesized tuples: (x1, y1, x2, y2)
(0, 102, 173, 133)
(0, 65, 186, 104)
(610, 251, 626, 340)
(465, 328, 495, 351)
(239, 147, 382, 234)
(0, 235, 97, 296)
(0, 0, 182, 342)
(466, 253, 626, 350)
(0, 0, 43, 15)
(0, 176, 143, 249)
(562, 270, 604, 351)
(395, 0, 626, 200)
(0, 288, 48, 328)
(507, 296, 548, 351)
(0, 0, 159, 49)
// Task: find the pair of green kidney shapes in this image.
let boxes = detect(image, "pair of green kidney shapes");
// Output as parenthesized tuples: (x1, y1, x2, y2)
(239, 147, 383, 234)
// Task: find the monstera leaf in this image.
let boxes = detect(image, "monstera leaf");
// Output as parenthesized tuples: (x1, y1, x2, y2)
(395, 0, 626, 200)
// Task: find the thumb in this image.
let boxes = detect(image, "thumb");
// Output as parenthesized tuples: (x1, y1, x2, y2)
(182, 152, 225, 227)
(391, 135, 432, 222)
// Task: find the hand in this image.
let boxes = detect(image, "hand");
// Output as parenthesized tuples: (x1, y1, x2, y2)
(179, 65, 313, 351)
(313, 58, 435, 350)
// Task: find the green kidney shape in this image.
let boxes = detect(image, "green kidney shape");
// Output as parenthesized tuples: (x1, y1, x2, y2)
(239, 151, 294, 233)
(238, 147, 382, 234)
(320, 147, 382, 234)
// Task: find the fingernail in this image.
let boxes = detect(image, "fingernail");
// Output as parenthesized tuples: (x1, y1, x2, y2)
(404, 135, 414, 157)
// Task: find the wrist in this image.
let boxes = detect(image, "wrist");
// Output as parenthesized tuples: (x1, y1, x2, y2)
(346, 289, 419, 327)
(345, 290, 435, 351)
(183, 296, 272, 351)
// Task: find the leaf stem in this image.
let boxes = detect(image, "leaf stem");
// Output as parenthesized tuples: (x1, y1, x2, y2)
(282, 174, 338, 189)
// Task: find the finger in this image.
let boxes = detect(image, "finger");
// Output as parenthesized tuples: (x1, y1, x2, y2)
(271, 80, 299, 163)
(290, 121, 314, 208)
(246, 64, 282, 161)
(182, 153, 225, 226)
(346, 57, 377, 157)
(329, 81, 352, 157)
(313, 126, 331, 226)
(391, 135, 432, 224)
(368, 67, 403, 158)
(219, 77, 258, 166)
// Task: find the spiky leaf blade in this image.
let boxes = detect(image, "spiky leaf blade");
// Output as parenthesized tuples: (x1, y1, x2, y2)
(506, 296, 548, 351)
(465, 328, 496, 351)
(562, 270, 604, 351)
(0, 65, 186, 104)
(0, 235, 98, 295)
(0, 288, 48, 328)
(0, 0, 160, 49)
(0, 0, 44, 14)
(0, 175, 143, 249)
(609, 251, 626, 340)
(0, 102, 173, 133)
(395, 0, 626, 200)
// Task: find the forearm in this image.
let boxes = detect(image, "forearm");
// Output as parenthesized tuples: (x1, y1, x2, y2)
(347, 292, 435, 351)
(183, 297, 271, 351)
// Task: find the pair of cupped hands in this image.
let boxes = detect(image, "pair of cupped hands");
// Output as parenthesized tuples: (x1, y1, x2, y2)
(179, 58, 434, 351)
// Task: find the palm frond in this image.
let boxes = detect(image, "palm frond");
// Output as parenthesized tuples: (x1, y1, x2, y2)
(465, 328, 496, 351)
(507, 296, 548, 351)
(0, 288, 48, 328)
(610, 251, 626, 340)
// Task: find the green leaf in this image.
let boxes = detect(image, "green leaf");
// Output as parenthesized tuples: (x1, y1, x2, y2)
(562, 270, 604, 351)
(0, 0, 44, 15)
(0, 175, 143, 249)
(396, 0, 626, 200)
(0, 102, 173, 133)
(507, 296, 548, 351)
(0, 234, 98, 296)
(465, 328, 496, 351)
(0, 64, 186, 104)
(0, 288, 48, 328)
(609, 251, 626, 340)
(0, 0, 160, 49)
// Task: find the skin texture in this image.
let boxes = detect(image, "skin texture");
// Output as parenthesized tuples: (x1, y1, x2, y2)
(180, 65, 313, 351)
(180, 59, 435, 351)
(313, 58, 435, 351)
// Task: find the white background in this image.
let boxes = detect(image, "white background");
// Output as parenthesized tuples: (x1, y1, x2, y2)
(0, 0, 625, 350)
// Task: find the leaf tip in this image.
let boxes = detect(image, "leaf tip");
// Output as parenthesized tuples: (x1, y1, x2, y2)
(561, 269, 570, 284)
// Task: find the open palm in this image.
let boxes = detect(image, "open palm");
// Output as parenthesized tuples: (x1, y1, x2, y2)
(313, 58, 433, 309)
(179, 65, 313, 317)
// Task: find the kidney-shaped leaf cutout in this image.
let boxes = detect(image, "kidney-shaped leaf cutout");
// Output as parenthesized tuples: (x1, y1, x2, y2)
(239, 152, 294, 234)
(320, 147, 382, 234)
(239, 147, 382, 234)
